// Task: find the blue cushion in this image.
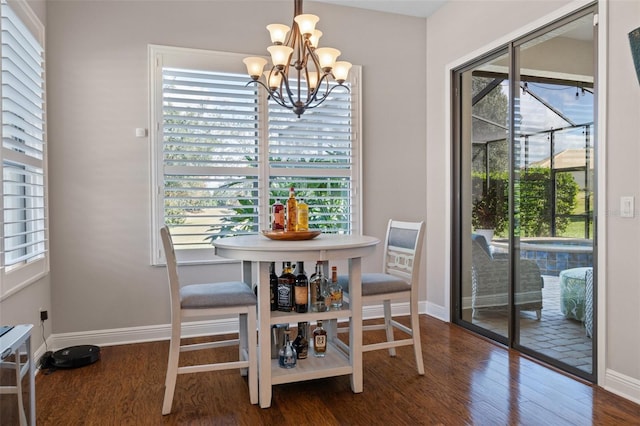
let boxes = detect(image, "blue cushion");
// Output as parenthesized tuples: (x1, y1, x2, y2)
(180, 281, 257, 309)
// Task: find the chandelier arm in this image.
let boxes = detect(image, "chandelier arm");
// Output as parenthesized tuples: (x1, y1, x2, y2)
(245, 79, 289, 109)
(303, 82, 349, 110)
(312, 72, 332, 100)
(278, 72, 302, 108)
(268, 67, 293, 108)
(306, 43, 322, 70)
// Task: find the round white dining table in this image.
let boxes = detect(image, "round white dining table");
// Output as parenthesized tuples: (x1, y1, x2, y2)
(213, 233, 379, 408)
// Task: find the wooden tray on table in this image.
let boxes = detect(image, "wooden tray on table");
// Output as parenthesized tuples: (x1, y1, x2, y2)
(261, 230, 321, 241)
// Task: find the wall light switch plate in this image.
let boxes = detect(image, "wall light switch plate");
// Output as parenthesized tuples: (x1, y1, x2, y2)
(620, 196, 634, 218)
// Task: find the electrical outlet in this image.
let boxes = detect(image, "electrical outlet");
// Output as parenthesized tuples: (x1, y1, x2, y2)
(40, 310, 48, 322)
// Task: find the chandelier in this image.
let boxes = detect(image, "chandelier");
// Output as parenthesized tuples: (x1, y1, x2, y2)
(243, 0, 352, 117)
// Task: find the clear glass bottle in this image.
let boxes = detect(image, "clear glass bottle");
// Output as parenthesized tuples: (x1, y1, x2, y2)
(328, 265, 343, 309)
(312, 320, 327, 357)
(294, 262, 309, 313)
(297, 198, 309, 231)
(309, 261, 327, 312)
(292, 321, 309, 359)
(272, 199, 285, 231)
(278, 330, 297, 368)
(307, 262, 318, 307)
(286, 186, 298, 232)
(277, 261, 295, 312)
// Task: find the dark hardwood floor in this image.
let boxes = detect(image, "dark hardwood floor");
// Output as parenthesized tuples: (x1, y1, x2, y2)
(2, 315, 639, 425)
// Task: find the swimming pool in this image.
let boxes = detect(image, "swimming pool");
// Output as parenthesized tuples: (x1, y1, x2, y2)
(492, 238, 593, 276)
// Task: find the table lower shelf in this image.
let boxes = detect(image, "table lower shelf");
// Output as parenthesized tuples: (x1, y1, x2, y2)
(268, 303, 351, 325)
(270, 341, 351, 385)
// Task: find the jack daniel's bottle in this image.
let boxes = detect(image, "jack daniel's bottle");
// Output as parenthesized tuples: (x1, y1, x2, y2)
(277, 262, 295, 312)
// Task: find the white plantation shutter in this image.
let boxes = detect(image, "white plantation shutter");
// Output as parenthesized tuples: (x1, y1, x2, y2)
(0, 0, 47, 296)
(269, 90, 354, 232)
(150, 46, 360, 264)
(161, 67, 261, 250)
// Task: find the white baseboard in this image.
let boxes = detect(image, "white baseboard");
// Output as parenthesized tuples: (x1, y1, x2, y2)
(47, 319, 240, 350)
(604, 368, 640, 405)
(43, 303, 425, 350)
(425, 301, 449, 322)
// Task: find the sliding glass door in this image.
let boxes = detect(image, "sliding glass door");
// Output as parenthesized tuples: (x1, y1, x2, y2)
(453, 5, 597, 381)
(456, 49, 511, 342)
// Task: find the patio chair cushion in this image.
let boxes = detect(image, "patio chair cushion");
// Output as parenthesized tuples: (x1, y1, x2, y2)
(559, 267, 592, 324)
(470, 237, 543, 316)
(471, 233, 492, 259)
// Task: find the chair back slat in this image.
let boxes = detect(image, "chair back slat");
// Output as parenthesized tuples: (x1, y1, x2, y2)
(385, 247, 415, 280)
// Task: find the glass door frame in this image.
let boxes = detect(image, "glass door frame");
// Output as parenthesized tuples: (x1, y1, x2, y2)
(451, 3, 598, 383)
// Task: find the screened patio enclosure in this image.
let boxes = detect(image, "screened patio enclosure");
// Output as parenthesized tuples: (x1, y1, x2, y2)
(471, 75, 594, 242)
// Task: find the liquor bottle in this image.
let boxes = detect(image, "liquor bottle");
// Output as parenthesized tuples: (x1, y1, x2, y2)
(272, 199, 285, 231)
(277, 261, 295, 312)
(312, 320, 327, 357)
(328, 265, 343, 309)
(297, 198, 309, 231)
(286, 186, 298, 232)
(308, 264, 317, 290)
(309, 261, 327, 312)
(292, 321, 309, 359)
(269, 262, 278, 311)
(278, 330, 297, 369)
(294, 262, 309, 313)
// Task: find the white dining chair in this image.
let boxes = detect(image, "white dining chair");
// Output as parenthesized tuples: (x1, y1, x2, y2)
(0, 352, 29, 425)
(338, 219, 426, 374)
(160, 226, 258, 415)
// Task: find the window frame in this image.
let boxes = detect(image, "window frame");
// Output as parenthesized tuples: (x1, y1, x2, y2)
(149, 45, 362, 265)
(0, 0, 48, 299)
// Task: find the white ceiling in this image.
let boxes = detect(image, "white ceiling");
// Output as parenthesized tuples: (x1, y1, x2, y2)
(314, 1, 593, 42)
(314, 0, 447, 18)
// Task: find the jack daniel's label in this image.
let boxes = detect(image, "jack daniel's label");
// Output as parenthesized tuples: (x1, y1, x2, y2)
(277, 281, 292, 311)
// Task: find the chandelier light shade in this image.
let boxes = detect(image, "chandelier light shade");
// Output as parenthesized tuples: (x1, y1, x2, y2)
(243, 0, 351, 117)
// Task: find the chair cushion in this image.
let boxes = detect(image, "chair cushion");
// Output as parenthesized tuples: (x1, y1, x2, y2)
(180, 281, 257, 309)
(338, 273, 410, 296)
(471, 233, 492, 259)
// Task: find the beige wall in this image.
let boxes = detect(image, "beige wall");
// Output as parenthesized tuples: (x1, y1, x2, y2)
(602, 0, 640, 394)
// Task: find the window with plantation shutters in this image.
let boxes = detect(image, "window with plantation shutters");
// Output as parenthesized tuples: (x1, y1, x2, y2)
(150, 46, 361, 264)
(0, 0, 47, 297)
